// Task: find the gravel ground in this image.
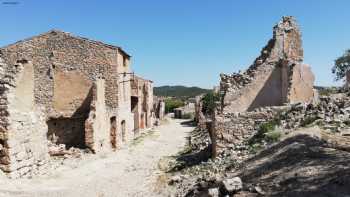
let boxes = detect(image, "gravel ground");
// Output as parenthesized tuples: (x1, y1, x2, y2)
(0, 118, 194, 197)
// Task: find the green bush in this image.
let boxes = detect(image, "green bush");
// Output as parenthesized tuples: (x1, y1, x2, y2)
(201, 92, 220, 115)
(264, 130, 282, 143)
(248, 120, 280, 145)
(165, 98, 184, 113)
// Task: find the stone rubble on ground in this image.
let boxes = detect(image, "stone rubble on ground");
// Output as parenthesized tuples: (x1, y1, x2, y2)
(172, 16, 350, 197)
(222, 177, 243, 193)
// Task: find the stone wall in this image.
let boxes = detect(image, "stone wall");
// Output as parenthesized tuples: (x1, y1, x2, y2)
(131, 76, 154, 135)
(0, 30, 124, 117)
(195, 95, 209, 130)
(0, 30, 154, 177)
(0, 59, 49, 178)
(213, 109, 277, 154)
(154, 96, 165, 121)
(116, 72, 134, 146)
(85, 79, 110, 153)
(220, 16, 315, 113)
(212, 16, 317, 155)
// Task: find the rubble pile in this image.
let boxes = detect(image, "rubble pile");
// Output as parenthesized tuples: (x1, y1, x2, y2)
(279, 94, 350, 134)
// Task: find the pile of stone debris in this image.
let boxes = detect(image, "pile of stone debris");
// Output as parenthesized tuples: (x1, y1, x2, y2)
(168, 126, 255, 196)
(278, 93, 350, 134)
(48, 141, 91, 158)
(169, 92, 350, 197)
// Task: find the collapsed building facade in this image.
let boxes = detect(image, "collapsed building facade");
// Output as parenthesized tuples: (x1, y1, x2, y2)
(210, 16, 317, 154)
(0, 30, 155, 178)
(131, 76, 154, 135)
(153, 96, 165, 124)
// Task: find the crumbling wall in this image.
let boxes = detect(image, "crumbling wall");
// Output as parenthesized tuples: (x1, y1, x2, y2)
(213, 110, 277, 154)
(213, 16, 316, 155)
(195, 95, 207, 130)
(0, 59, 49, 178)
(153, 96, 165, 126)
(116, 62, 134, 146)
(288, 63, 316, 103)
(220, 16, 315, 113)
(85, 79, 110, 153)
(132, 76, 154, 133)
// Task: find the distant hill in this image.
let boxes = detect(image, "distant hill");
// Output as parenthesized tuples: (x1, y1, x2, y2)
(154, 86, 211, 98)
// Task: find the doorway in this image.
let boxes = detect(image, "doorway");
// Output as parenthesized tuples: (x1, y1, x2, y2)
(121, 120, 126, 142)
(110, 116, 117, 150)
(131, 96, 139, 135)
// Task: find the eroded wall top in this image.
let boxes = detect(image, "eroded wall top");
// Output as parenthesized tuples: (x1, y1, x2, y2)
(220, 16, 314, 113)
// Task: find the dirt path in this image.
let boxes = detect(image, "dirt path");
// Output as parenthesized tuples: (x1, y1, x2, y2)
(0, 118, 193, 197)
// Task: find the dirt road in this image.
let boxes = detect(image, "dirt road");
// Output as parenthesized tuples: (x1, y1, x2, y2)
(0, 118, 193, 197)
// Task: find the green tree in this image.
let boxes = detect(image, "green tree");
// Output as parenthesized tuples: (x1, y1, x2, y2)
(164, 98, 184, 113)
(201, 92, 220, 115)
(332, 49, 350, 81)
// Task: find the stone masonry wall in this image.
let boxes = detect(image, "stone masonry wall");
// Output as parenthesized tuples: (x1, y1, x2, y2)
(213, 110, 277, 153)
(0, 30, 144, 177)
(0, 29, 156, 177)
(220, 16, 315, 113)
(0, 58, 49, 178)
(0, 30, 125, 118)
(85, 79, 110, 153)
(132, 76, 154, 134)
(213, 17, 316, 154)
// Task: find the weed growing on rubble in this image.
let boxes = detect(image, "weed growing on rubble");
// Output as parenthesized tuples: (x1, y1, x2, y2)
(247, 119, 282, 153)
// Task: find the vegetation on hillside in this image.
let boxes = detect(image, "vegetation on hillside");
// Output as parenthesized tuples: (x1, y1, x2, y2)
(154, 86, 211, 98)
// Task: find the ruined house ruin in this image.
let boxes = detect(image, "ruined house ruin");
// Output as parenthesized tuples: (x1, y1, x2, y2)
(0, 30, 154, 178)
(153, 96, 165, 123)
(131, 76, 154, 135)
(212, 16, 317, 155)
(220, 16, 316, 113)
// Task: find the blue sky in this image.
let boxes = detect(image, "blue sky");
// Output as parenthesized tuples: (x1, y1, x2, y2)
(0, 0, 349, 88)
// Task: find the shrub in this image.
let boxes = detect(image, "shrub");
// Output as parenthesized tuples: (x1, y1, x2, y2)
(164, 98, 184, 113)
(201, 92, 220, 115)
(264, 130, 282, 143)
(248, 120, 280, 145)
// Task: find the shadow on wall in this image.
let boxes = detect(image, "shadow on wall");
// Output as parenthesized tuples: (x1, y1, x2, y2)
(47, 87, 94, 149)
(247, 66, 284, 111)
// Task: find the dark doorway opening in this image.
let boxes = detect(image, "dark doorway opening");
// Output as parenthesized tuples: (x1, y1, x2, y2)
(121, 120, 126, 142)
(110, 116, 117, 150)
(47, 117, 87, 149)
(131, 96, 139, 135)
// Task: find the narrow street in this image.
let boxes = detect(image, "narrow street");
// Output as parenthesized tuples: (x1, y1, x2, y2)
(0, 118, 194, 197)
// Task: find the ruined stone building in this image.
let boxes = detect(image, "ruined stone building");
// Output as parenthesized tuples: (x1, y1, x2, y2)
(0, 30, 154, 178)
(211, 16, 317, 155)
(220, 16, 315, 113)
(153, 96, 165, 122)
(131, 76, 154, 135)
